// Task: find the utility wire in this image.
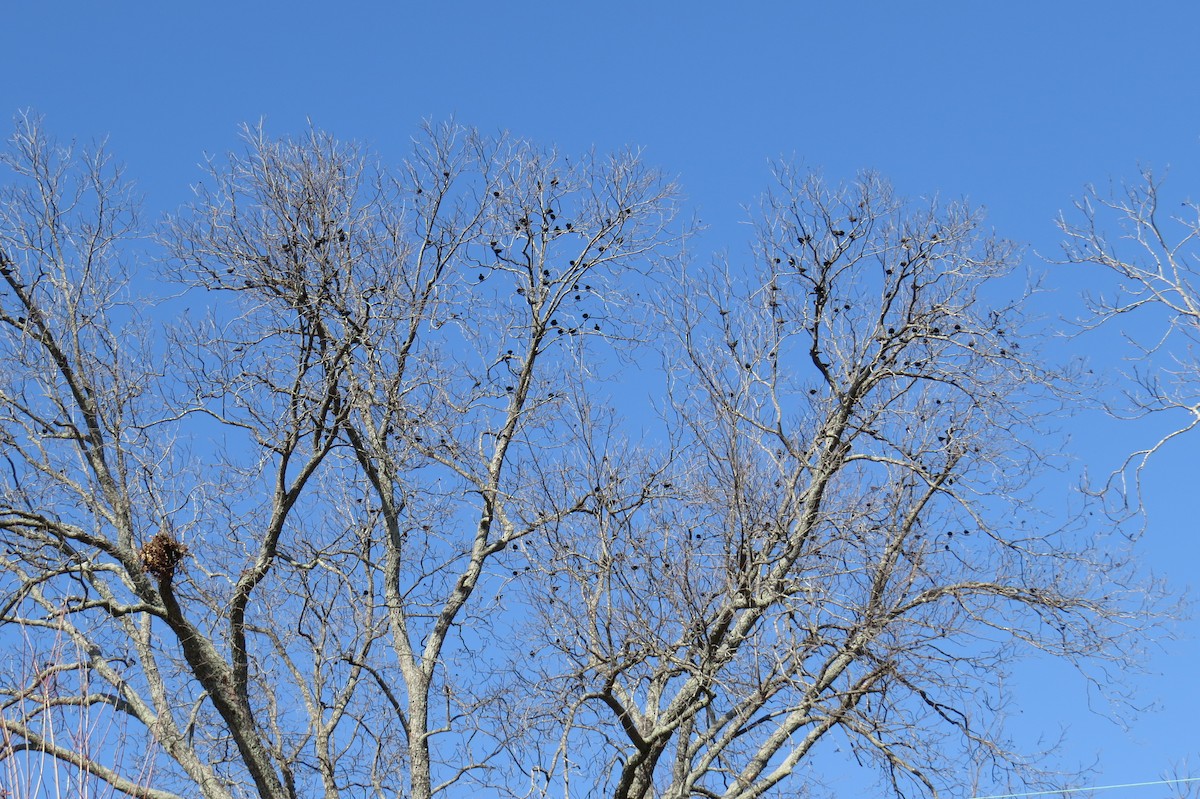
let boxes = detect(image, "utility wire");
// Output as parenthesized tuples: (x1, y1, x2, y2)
(971, 776, 1200, 799)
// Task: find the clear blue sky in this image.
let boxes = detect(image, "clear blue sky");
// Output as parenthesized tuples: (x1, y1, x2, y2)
(5, 2, 1198, 794)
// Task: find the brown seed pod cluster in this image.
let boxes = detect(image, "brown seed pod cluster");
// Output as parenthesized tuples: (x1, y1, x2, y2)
(141, 530, 188, 583)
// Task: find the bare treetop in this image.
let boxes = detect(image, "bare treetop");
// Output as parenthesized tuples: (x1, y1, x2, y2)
(1059, 171, 1200, 504)
(511, 168, 1153, 799)
(0, 116, 1168, 799)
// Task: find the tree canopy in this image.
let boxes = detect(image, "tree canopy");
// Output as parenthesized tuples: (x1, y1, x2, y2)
(0, 116, 1167, 799)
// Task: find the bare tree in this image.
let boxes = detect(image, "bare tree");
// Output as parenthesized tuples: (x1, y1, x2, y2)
(1058, 171, 1200, 498)
(511, 169, 1160, 799)
(0, 116, 1163, 799)
(0, 115, 679, 799)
